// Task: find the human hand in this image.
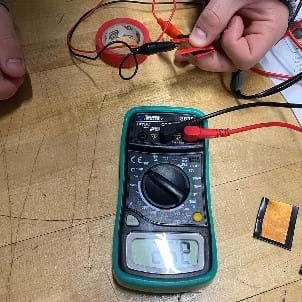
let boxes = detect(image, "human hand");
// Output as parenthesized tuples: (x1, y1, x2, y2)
(175, 0, 289, 72)
(0, 5, 26, 100)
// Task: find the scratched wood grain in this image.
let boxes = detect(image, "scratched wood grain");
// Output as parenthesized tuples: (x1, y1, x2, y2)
(0, 0, 301, 301)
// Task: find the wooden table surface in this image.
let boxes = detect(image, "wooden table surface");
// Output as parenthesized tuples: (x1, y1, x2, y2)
(1, 1, 301, 301)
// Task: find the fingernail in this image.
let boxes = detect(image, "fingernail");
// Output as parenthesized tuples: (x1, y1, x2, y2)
(6, 58, 25, 70)
(190, 27, 207, 46)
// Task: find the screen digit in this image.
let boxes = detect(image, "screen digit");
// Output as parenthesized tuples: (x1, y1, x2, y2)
(180, 241, 191, 265)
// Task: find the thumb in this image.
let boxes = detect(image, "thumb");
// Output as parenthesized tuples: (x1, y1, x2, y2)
(190, 0, 246, 47)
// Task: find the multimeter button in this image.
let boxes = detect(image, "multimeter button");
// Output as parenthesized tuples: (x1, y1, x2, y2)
(126, 215, 140, 226)
(192, 211, 203, 222)
(137, 131, 148, 141)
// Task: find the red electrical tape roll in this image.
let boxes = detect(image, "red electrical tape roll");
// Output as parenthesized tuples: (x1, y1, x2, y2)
(96, 18, 150, 68)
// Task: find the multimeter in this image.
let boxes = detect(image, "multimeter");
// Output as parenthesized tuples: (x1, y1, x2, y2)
(112, 106, 217, 293)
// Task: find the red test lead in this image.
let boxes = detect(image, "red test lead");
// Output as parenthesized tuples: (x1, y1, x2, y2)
(183, 122, 302, 142)
(156, 18, 183, 39)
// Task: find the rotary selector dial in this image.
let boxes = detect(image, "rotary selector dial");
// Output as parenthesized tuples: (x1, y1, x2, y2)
(141, 163, 190, 209)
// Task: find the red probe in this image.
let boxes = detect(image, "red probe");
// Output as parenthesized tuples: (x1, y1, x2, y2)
(183, 122, 302, 142)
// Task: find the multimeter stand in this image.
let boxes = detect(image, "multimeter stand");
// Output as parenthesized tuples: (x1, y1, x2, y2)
(112, 106, 217, 293)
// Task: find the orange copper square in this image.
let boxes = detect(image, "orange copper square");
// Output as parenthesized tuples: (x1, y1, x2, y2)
(261, 199, 292, 244)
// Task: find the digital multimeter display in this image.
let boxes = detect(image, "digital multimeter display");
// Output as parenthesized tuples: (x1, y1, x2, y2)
(126, 233, 204, 274)
(113, 107, 217, 293)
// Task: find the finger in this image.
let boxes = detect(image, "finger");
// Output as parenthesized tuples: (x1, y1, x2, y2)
(175, 51, 189, 63)
(189, 0, 246, 47)
(221, 15, 287, 70)
(0, 6, 26, 78)
(0, 70, 24, 100)
(175, 49, 237, 72)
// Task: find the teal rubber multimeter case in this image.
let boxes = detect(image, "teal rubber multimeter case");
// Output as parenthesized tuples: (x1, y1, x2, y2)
(112, 106, 217, 293)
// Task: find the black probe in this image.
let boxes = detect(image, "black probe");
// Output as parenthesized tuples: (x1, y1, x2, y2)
(119, 41, 178, 79)
(131, 41, 178, 55)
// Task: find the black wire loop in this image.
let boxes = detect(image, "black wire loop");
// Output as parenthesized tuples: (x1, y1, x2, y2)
(119, 53, 139, 80)
(68, 39, 139, 80)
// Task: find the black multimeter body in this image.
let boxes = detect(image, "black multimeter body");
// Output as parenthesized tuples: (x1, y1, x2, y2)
(112, 106, 217, 293)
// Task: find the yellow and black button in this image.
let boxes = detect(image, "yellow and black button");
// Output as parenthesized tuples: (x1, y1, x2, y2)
(192, 211, 203, 222)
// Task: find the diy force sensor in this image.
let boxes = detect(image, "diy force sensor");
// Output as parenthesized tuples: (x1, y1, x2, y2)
(254, 197, 299, 250)
(112, 106, 217, 293)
